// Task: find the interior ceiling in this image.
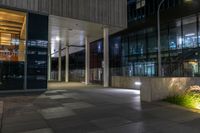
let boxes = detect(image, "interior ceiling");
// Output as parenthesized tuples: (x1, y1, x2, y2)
(49, 15, 123, 57)
(0, 8, 26, 45)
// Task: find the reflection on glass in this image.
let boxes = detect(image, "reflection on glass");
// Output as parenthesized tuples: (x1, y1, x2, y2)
(147, 31, 157, 53)
(27, 13, 48, 89)
(184, 60, 198, 77)
(134, 62, 155, 76)
(169, 20, 182, 50)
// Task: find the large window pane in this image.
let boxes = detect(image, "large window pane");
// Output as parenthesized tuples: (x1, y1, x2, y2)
(90, 40, 103, 84)
(129, 34, 137, 55)
(137, 30, 146, 54)
(134, 62, 155, 76)
(147, 29, 157, 53)
(161, 28, 169, 51)
(183, 16, 197, 48)
(169, 20, 182, 50)
(0, 9, 26, 90)
(27, 13, 48, 89)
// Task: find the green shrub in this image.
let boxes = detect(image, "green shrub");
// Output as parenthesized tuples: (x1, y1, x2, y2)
(164, 92, 200, 110)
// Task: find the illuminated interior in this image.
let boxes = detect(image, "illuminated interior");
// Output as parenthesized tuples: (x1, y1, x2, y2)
(0, 8, 26, 62)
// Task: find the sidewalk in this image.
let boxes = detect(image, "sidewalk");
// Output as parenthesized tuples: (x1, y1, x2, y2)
(0, 88, 200, 133)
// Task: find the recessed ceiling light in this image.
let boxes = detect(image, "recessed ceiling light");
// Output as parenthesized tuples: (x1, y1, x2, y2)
(56, 36, 60, 41)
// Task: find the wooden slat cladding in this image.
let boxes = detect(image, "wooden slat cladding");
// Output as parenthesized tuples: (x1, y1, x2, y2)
(0, 0, 127, 28)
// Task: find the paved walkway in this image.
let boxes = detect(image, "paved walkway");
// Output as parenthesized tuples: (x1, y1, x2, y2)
(0, 87, 200, 133)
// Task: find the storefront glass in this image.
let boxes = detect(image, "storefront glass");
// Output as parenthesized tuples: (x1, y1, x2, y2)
(0, 9, 26, 90)
(0, 8, 48, 91)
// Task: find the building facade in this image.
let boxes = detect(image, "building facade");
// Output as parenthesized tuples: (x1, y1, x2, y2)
(51, 0, 200, 86)
(117, 0, 200, 78)
(0, 8, 48, 91)
(69, 0, 200, 84)
(0, 0, 127, 91)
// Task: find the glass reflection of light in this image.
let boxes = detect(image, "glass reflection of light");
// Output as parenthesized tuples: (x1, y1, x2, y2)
(28, 40, 48, 48)
(105, 89, 140, 95)
(184, 33, 196, 48)
(185, 33, 195, 37)
(11, 39, 20, 45)
(178, 37, 182, 44)
(97, 42, 102, 53)
(170, 41, 176, 49)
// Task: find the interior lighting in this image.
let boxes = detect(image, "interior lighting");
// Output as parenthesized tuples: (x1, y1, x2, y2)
(185, 33, 195, 37)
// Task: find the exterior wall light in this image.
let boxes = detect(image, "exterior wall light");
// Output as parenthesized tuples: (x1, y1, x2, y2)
(134, 81, 142, 86)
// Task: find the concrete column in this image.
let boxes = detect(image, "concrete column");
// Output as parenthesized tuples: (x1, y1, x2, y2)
(103, 27, 109, 87)
(58, 41, 62, 82)
(85, 36, 90, 85)
(48, 42, 51, 81)
(65, 43, 69, 82)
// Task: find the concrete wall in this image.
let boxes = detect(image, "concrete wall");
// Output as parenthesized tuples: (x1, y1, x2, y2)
(0, 0, 127, 28)
(111, 76, 141, 90)
(112, 76, 200, 102)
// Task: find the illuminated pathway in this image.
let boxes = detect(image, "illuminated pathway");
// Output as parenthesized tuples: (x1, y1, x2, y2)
(0, 87, 200, 133)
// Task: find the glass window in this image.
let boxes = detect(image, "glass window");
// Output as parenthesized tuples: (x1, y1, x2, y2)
(134, 62, 155, 76)
(137, 30, 146, 54)
(90, 40, 103, 84)
(160, 27, 169, 51)
(136, 0, 145, 9)
(27, 13, 48, 89)
(0, 8, 26, 90)
(110, 36, 121, 56)
(129, 34, 137, 55)
(182, 16, 197, 48)
(169, 20, 182, 50)
(147, 29, 157, 53)
(198, 14, 200, 46)
(122, 36, 129, 57)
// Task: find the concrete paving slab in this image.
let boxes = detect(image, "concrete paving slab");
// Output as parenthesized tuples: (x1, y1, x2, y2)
(1, 87, 200, 133)
(48, 95, 66, 100)
(39, 107, 76, 119)
(21, 128, 54, 133)
(63, 102, 95, 109)
(90, 117, 132, 129)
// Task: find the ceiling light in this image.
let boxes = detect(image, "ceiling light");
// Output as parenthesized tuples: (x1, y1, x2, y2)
(56, 36, 60, 41)
(185, 33, 195, 37)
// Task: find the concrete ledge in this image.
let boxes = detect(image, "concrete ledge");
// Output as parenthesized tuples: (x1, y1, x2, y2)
(112, 76, 200, 102)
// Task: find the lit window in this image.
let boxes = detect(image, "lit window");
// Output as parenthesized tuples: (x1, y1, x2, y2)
(136, 0, 145, 9)
(0, 8, 26, 62)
